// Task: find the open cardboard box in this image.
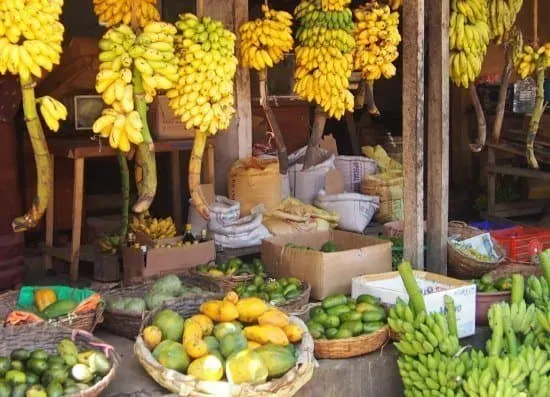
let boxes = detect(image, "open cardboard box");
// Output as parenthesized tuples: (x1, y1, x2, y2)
(149, 95, 195, 140)
(352, 271, 477, 338)
(261, 229, 392, 300)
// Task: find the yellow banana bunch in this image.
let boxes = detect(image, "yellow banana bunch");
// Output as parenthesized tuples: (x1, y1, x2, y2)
(449, 0, 489, 88)
(130, 212, 177, 240)
(294, 0, 355, 119)
(0, 0, 64, 79)
(321, 0, 351, 12)
(353, 2, 401, 82)
(93, 0, 160, 28)
(98, 234, 120, 254)
(514, 43, 550, 80)
(92, 108, 144, 152)
(37, 96, 67, 132)
(487, 0, 523, 44)
(239, 5, 294, 71)
(167, 13, 238, 135)
(388, 0, 403, 10)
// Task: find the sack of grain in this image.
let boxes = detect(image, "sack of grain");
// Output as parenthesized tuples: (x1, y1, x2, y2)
(333, 156, 377, 193)
(315, 190, 379, 233)
(287, 146, 335, 204)
(361, 171, 404, 223)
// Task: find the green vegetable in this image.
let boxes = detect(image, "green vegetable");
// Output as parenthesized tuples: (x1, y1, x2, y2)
(57, 339, 78, 358)
(87, 352, 111, 375)
(361, 311, 386, 323)
(363, 321, 385, 333)
(10, 361, 23, 370)
(144, 291, 173, 310)
(334, 328, 353, 339)
(322, 315, 340, 329)
(340, 311, 362, 322)
(46, 382, 64, 397)
(0, 382, 10, 397)
(29, 350, 48, 361)
(326, 305, 351, 317)
(310, 306, 326, 318)
(284, 289, 301, 300)
(356, 294, 381, 305)
(151, 274, 182, 297)
(25, 372, 39, 385)
(42, 300, 78, 319)
(340, 321, 363, 336)
(321, 241, 337, 252)
(322, 294, 347, 309)
(26, 359, 47, 375)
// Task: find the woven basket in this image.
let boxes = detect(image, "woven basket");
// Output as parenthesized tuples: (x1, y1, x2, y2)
(0, 324, 120, 397)
(361, 173, 404, 223)
(135, 308, 316, 396)
(188, 267, 256, 291)
(303, 303, 389, 359)
(277, 282, 311, 315)
(447, 221, 506, 279)
(0, 290, 104, 333)
(102, 275, 224, 339)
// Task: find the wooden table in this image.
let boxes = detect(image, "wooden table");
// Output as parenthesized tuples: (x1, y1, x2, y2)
(43, 137, 215, 281)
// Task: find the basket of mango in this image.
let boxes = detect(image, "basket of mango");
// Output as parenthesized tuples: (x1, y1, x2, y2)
(191, 258, 266, 291)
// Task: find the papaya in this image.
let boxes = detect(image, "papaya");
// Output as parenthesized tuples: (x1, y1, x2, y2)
(34, 289, 57, 312)
(200, 300, 239, 322)
(255, 344, 297, 378)
(42, 300, 78, 319)
(153, 309, 185, 341)
(204, 336, 220, 353)
(282, 323, 304, 343)
(258, 309, 290, 328)
(243, 325, 289, 346)
(225, 349, 268, 385)
(224, 291, 239, 304)
(184, 338, 208, 359)
(247, 341, 262, 350)
(220, 332, 248, 358)
(189, 315, 214, 336)
(155, 342, 190, 372)
(213, 322, 242, 340)
(143, 325, 162, 351)
(219, 301, 239, 322)
(187, 354, 224, 381)
(183, 320, 203, 344)
(236, 297, 269, 323)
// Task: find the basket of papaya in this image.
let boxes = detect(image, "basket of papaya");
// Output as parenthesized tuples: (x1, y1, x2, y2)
(0, 325, 120, 396)
(134, 292, 316, 396)
(190, 257, 266, 291)
(233, 276, 311, 315)
(0, 286, 103, 333)
(102, 274, 223, 339)
(305, 294, 389, 359)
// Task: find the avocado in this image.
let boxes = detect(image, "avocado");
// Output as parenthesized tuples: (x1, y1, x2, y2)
(10, 350, 29, 362)
(46, 356, 64, 368)
(29, 350, 48, 361)
(26, 359, 47, 375)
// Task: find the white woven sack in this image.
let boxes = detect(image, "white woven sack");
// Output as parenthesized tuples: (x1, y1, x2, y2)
(212, 224, 271, 249)
(334, 156, 378, 193)
(315, 190, 380, 233)
(208, 196, 240, 230)
(208, 213, 264, 236)
(287, 146, 335, 204)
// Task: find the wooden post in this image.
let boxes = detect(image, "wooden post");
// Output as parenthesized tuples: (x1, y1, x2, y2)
(426, 0, 450, 274)
(402, 0, 425, 269)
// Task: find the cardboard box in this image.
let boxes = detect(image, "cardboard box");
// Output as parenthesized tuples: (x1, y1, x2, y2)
(261, 230, 392, 300)
(351, 271, 476, 338)
(122, 235, 215, 285)
(149, 95, 195, 140)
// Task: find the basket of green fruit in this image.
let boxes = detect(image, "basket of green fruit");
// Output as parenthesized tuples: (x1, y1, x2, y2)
(234, 276, 311, 315)
(190, 257, 266, 291)
(101, 274, 223, 339)
(0, 325, 120, 396)
(304, 294, 389, 359)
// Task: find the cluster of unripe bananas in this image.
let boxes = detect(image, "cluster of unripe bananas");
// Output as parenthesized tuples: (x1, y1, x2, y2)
(488, 0, 523, 44)
(239, 5, 293, 71)
(167, 13, 238, 135)
(93, 0, 160, 28)
(294, 0, 355, 120)
(353, 2, 401, 82)
(130, 213, 177, 240)
(514, 43, 550, 80)
(449, 0, 490, 88)
(93, 22, 178, 152)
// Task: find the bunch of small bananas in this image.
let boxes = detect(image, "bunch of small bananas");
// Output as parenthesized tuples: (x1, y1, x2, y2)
(167, 13, 238, 134)
(130, 213, 177, 240)
(37, 96, 67, 132)
(93, 0, 160, 28)
(239, 5, 294, 71)
(449, 0, 490, 88)
(514, 43, 550, 80)
(93, 108, 143, 152)
(294, 0, 355, 119)
(320, 0, 351, 12)
(98, 234, 121, 255)
(488, 0, 523, 44)
(353, 2, 401, 82)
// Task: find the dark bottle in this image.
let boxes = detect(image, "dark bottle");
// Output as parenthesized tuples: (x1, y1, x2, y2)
(182, 224, 195, 246)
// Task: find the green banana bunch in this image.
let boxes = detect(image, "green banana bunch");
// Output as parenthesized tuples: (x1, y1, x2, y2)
(388, 298, 416, 335)
(526, 275, 550, 309)
(528, 372, 550, 397)
(449, 0, 489, 88)
(462, 357, 526, 397)
(294, 5, 354, 32)
(487, 0, 523, 44)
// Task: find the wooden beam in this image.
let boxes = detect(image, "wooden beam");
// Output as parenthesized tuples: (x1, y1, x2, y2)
(402, 0, 425, 269)
(487, 164, 550, 180)
(426, 0, 450, 274)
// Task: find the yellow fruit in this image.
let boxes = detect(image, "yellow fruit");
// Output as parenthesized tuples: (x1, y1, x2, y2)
(187, 354, 224, 381)
(143, 325, 163, 350)
(34, 288, 57, 312)
(184, 338, 209, 359)
(219, 301, 239, 322)
(258, 309, 290, 329)
(225, 349, 268, 385)
(236, 297, 269, 324)
(183, 319, 203, 343)
(200, 300, 224, 322)
(243, 325, 290, 346)
(282, 324, 304, 343)
(224, 291, 239, 305)
(247, 341, 262, 350)
(189, 314, 214, 336)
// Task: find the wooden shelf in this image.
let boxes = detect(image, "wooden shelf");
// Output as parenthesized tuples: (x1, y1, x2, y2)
(487, 165, 550, 181)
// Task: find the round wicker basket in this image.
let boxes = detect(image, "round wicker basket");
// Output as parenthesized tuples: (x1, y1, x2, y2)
(0, 324, 120, 397)
(188, 267, 256, 291)
(277, 283, 311, 315)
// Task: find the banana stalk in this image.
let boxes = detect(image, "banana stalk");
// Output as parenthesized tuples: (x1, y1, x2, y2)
(365, 80, 381, 116)
(259, 68, 289, 174)
(132, 67, 157, 213)
(117, 151, 129, 249)
(444, 295, 458, 337)
(491, 46, 514, 144)
(303, 106, 328, 170)
(398, 260, 427, 315)
(510, 274, 524, 304)
(468, 84, 487, 152)
(526, 65, 547, 169)
(189, 130, 209, 219)
(12, 77, 51, 232)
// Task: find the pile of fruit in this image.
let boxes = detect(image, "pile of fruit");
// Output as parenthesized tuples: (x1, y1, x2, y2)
(0, 339, 111, 396)
(473, 273, 513, 293)
(234, 276, 304, 305)
(196, 258, 265, 279)
(106, 275, 205, 314)
(488, 0, 523, 44)
(27, 289, 79, 320)
(97, 234, 121, 255)
(285, 240, 337, 253)
(92, 0, 160, 28)
(306, 294, 387, 340)
(130, 213, 177, 241)
(141, 293, 304, 384)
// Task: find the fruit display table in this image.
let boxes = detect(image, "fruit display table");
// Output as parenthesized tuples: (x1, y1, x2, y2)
(43, 137, 216, 281)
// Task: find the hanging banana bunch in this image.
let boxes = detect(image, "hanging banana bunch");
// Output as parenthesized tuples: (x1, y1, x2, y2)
(167, 13, 238, 219)
(93, 0, 160, 28)
(488, 0, 523, 44)
(0, 0, 68, 232)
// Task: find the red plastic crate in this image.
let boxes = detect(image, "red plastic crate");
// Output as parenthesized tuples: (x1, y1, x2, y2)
(490, 226, 550, 263)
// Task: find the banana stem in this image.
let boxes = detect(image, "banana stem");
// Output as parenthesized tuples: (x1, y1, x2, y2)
(303, 106, 328, 170)
(492, 47, 513, 144)
(118, 151, 129, 249)
(444, 295, 458, 337)
(12, 77, 51, 232)
(259, 68, 289, 174)
(398, 260, 426, 315)
(189, 130, 209, 220)
(468, 84, 487, 152)
(132, 67, 157, 213)
(526, 65, 546, 169)
(365, 80, 381, 116)
(510, 274, 524, 304)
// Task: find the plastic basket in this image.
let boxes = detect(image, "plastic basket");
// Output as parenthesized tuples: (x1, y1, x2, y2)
(491, 226, 550, 263)
(468, 220, 514, 231)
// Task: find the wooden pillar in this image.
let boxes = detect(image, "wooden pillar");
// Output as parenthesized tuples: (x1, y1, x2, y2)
(199, 0, 252, 194)
(402, 0, 425, 269)
(426, 0, 450, 273)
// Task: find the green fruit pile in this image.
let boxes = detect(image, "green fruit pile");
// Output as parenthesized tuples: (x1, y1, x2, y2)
(474, 273, 513, 293)
(285, 240, 337, 253)
(306, 294, 387, 340)
(0, 340, 111, 397)
(196, 258, 265, 278)
(234, 276, 304, 305)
